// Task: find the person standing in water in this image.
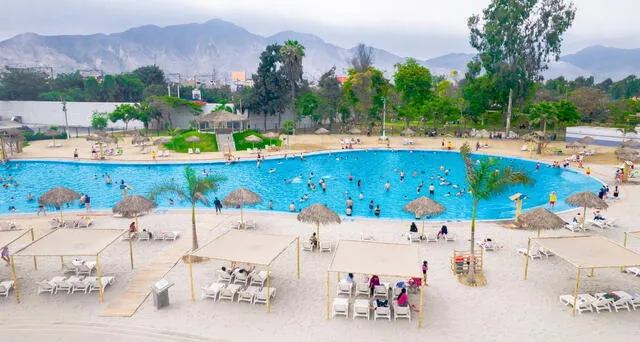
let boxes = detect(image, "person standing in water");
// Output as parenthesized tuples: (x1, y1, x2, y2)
(384, 181, 391, 191)
(549, 191, 557, 208)
(429, 184, 435, 196)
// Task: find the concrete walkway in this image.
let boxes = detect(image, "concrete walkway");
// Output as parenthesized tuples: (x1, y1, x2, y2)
(215, 134, 236, 153)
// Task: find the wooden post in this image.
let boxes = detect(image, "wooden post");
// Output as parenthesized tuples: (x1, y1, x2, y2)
(622, 232, 629, 272)
(296, 237, 300, 279)
(590, 268, 595, 277)
(326, 271, 330, 320)
(523, 238, 532, 280)
(572, 268, 581, 316)
(60, 256, 64, 270)
(316, 222, 320, 241)
(128, 236, 134, 270)
(240, 207, 245, 229)
(10, 256, 19, 303)
(30, 229, 37, 270)
(266, 266, 271, 313)
(188, 254, 195, 301)
(418, 281, 425, 328)
(96, 254, 104, 303)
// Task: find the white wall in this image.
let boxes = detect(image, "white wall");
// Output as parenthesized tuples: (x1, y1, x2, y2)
(566, 126, 640, 147)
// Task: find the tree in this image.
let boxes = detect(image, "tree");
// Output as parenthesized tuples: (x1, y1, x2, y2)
(459, 142, 532, 284)
(281, 40, 306, 119)
(135, 100, 161, 129)
(295, 92, 320, 124)
(109, 104, 140, 135)
(147, 96, 203, 129)
(316, 67, 343, 128)
(460, 75, 496, 124)
(247, 44, 289, 130)
(528, 102, 558, 134)
(568, 88, 608, 122)
(468, 0, 576, 137)
(343, 65, 390, 126)
(350, 43, 374, 73)
(149, 166, 225, 250)
(393, 58, 433, 127)
(91, 111, 109, 130)
(553, 100, 580, 124)
(131, 65, 166, 86)
(84, 76, 103, 101)
(0, 67, 50, 100)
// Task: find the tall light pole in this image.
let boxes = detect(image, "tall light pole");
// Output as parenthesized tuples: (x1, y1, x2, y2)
(382, 97, 387, 139)
(62, 99, 70, 140)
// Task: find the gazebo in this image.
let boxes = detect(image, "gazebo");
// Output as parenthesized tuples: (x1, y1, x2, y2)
(522, 235, 640, 316)
(194, 110, 248, 133)
(11, 229, 131, 303)
(0, 229, 35, 267)
(624, 231, 640, 248)
(187, 230, 300, 312)
(326, 240, 425, 327)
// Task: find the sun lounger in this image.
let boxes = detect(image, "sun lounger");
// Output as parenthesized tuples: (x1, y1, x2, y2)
(426, 233, 438, 243)
(596, 293, 631, 312)
(373, 285, 388, 300)
(249, 270, 268, 287)
(355, 283, 370, 298)
(589, 296, 613, 313)
(201, 282, 226, 300)
(629, 294, 640, 310)
(336, 281, 353, 297)
(63, 220, 78, 228)
(218, 284, 241, 302)
(138, 231, 153, 241)
(353, 299, 370, 320)
(244, 220, 256, 229)
(160, 231, 180, 241)
(394, 303, 411, 320)
(70, 279, 90, 294)
(253, 287, 276, 305)
(319, 241, 332, 253)
(559, 294, 594, 314)
(51, 276, 72, 294)
(445, 233, 457, 242)
(407, 233, 421, 243)
(0, 280, 15, 297)
(37, 280, 57, 295)
(625, 267, 640, 276)
(301, 241, 313, 252)
(539, 247, 554, 257)
(230, 221, 240, 230)
(62, 262, 77, 275)
(48, 219, 61, 229)
(233, 270, 250, 286)
(237, 286, 260, 304)
(331, 298, 349, 319)
(76, 263, 95, 276)
(517, 248, 542, 260)
(216, 269, 234, 284)
(188, 148, 194, 154)
(374, 306, 391, 320)
(87, 276, 115, 293)
(565, 222, 580, 232)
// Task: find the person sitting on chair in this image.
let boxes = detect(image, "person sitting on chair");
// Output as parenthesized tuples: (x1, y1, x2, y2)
(437, 225, 448, 239)
(593, 211, 606, 221)
(309, 232, 318, 249)
(409, 222, 418, 233)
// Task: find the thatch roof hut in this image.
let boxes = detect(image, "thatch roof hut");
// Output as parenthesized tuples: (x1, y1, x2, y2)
(222, 188, 262, 227)
(297, 203, 342, 240)
(38, 187, 81, 220)
(403, 196, 445, 236)
(315, 128, 330, 135)
(517, 207, 567, 237)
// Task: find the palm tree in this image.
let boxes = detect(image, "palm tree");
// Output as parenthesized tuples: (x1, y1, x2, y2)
(529, 102, 558, 135)
(149, 166, 226, 250)
(459, 143, 532, 284)
(281, 40, 306, 120)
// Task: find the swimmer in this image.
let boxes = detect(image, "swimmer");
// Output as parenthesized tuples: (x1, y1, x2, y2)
(456, 190, 463, 196)
(359, 192, 364, 200)
(348, 174, 353, 181)
(27, 193, 34, 201)
(444, 169, 450, 175)
(440, 165, 444, 171)
(268, 168, 276, 173)
(399, 170, 405, 182)
(105, 175, 112, 184)
(289, 202, 296, 212)
(452, 184, 459, 188)
(412, 170, 418, 177)
(384, 181, 391, 191)
(440, 181, 451, 186)
(310, 172, 314, 178)
(310, 184, 317, 191)
(416, 186, 422, 194)
(268, 200, 273, 210)
(357, 180, 361, 188)
(169, 199, 174, 205)
(429, 184, 435, 196)
(369, 200, 374, 210)
(445, 192, 451, 196)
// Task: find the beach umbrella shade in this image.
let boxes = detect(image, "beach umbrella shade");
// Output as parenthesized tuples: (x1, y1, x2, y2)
(315, 128, 330, 135)
(85, 135, 101, 141)
(566, 141, 585, 149)
(131, 135, 150, 145)
(153, 137, 170, 145)
(112, 195, 157, 233)
(577, 136, 596, 144)
(94, 130, 108, 137)
(45, 129, 60, 146)
(401, 128, 415, 136)
(297, 203, 342, 241)
(403, 196, 445, 236)
(621, 140, 640, 148)
(517, 207, 567, 237)
(244, 134, 263, 149)
(222, 188, 262, 227)
(348, 128, 362, 134)
(38, 186, 81, 220)
(185, 135, 201, 150)
(615, 147, 640, 162)
(565, 191, 609, 228)
(263, 132, 279, 139)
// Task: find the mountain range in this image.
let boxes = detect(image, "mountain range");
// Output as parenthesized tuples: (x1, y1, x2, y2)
(0, 19, 638, 82)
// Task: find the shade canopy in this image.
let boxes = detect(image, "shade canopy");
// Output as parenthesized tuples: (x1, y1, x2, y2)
(191, 230, 297, 266)
(615, 147, 640, 162)
(566, 141, 585, 149)
(263, 132, 279, 139)
(315, 128, 330, 135)
(185, 136, 201, 143)
(347, 128, 362, 134)
(222, 188, 262, 207)
(112, 195, 157, 217)
(565, 191, 608, 209)
(403, 196, 445, 217)
(577, 136, 596, 144)
(0, 229, 31, 248)
(94, 130, 108, 137)
(401, 128, 415, 135)
(517, 207, 566, 232)
(45, 129, 60, 137)
(38, 186, 81, 207)
(621, 140, 640, 147)
(328, 240, 421, 278)
(297, 204, 342, 225)
(85, 135, 101, 141)
(14, 229, 125, 257)
(532, 236, 640, 269)
(244, 134, 263, 143)
(131, 135, 150, 144)
(194, 110, 248, 123)
(154, 137, 171, 145)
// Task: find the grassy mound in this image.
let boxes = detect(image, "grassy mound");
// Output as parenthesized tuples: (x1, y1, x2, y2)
(233, 130, 281, 151)
(165, 131, 218, 153)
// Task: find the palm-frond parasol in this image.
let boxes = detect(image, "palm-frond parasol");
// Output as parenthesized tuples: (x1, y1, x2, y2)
(517, 207, 567, 237)
(45, 129, 60, 146)
(244, 134, 263, 148)
(348, 128, 362, 134)
(621, 140, 640, 147)
(566, 141, 585, 149)
(185, 135, 201, 150)
(615, 147, 640, 162)
(263, 132, 279, 139)
(297, 203, 341, 240)
(154, 137, 170, 145)
(38, 186, 81, 220)
(314, 128, 330, 135)
(132, 135, 150, 145)
(94, 130, 108, 137)
(403, 196, 445, 236)
(112, 195, 157, 232)
(577, 136, 596, 144)
(565, 191, 609, 228)
(222, 188, 262, 227)
(85, 135, 101, 141)
(401, 128, 415, 136)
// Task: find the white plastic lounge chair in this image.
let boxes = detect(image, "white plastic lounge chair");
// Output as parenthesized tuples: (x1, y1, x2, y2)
(218, 284, 241, 302)
(253, 287, 276, 305)
(625, 267, 640, 276)
(331, 298, 349, 319)
(374, 306, 391, 320)
(216, 270, 234, 284)
(195, 148, 201, 154)
(336, 281, 353, 297)
(233, 270, 250, 286)
(394, 303, 411, 320)
(51, 276, 71, 294)
(76, 263, 95, 276)
(61, 263, 77, 275)
(230, 221, 240, 230)
(244, 220, 256, 229)
(445, 233, 457, 242)
(63, 220, 77, 228)
(48, 219, 60, 229)
(188, 148, 194, 154)
(201, 282, 225, 300)
(163, 231, 180, 241)
(629, 295, 640, 310)
(353, 299, 370, 320)
(37, 280, 57, 295)
(355, 283, 370, 298)
(426, 233, 438, 242)
(539, 247, 554, 258)
(373, 285, 388, 300)
(559, 294, 593, 314)
(564, 222, 580, 232)
(249, 270, 268, 287)
(407, 233, 421, 243)
(237, 286, 260, 304)
(138, 231, 151, 241)
(301, 241, 313, 252)
(590, 296, 613, 313)
(246, 148, 252, 153)
(87, 276, 115, 293)
(517, 248, 542, 260)
(0, 280, 15, 297)
(319, 241, 332, 253)
(164, 150, 171, 157)
(71, 279, 91, 294)
(610, 297, 631, 312)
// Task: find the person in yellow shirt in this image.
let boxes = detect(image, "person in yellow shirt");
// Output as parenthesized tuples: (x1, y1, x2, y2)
(585, 166, 591, 175)
(549, 191, 557, 208)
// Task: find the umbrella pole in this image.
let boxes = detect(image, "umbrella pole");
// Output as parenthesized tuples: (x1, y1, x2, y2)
(316, 222, 320, 241)
(129, 234, 134, 270)
(572, 268, 582, 316)
(421, 217, 426, 238)
(60, 207, 64, 222)
(266, 266, 271, 313)
(240, 206, 244, 229)
(10, 256, 19, 303)
(30, 229, 37, 270)
(418, 281, 425, 328)
(523, 237, 532, 280)
(188, 254, 195, 301)
(581, 206, 587, 229)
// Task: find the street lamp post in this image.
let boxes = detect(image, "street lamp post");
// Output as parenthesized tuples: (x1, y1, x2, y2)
(62, 100, 70, 140)
(382, 97, 387, 139)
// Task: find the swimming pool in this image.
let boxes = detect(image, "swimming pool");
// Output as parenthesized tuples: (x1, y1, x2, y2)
(0, 150, 602, 220)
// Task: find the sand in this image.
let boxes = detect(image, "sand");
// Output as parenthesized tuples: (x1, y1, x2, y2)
(0, 137, 638, 342)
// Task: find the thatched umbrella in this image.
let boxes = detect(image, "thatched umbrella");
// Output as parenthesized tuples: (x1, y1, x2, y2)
(154, 137, 170, 145)
(222, 188, 262, 228)
(615, 147, 640, 162)
(565, 191, 609, 228)
(297, 203, 341, 241)
(244, 134, 263, 149)
(185, 135, 201, 150)
(94, 130, 108, 137)
(315, 128, 330, 135)
(577, 136, 596, 144)
(263, 132, 279, 139)
(38, 186, 81, 220)
(112, 195, 157, 233)
(348, 128, 362, 134)
(566, 141, 585, 149)
(45, 129, 60, 146)
(621, 140, 640, 148)
(132, 135, 150, 145)
(403, 196, 445, 237)
(517, 207, 567, 237)
(85, 135, 101, 141)
(401, 128, 415, 136)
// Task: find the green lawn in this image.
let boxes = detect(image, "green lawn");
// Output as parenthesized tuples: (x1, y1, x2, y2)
(233, 130, 282, 151)
(165, 131, 218, 153)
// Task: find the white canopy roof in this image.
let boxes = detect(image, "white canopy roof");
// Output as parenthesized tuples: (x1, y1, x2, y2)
(328, 240, 421, 278)
(14, 229, 125, 257)
(533, 235, 640, 268)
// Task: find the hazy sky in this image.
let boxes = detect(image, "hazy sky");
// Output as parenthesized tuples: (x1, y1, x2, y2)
(1, 0, 638, 58)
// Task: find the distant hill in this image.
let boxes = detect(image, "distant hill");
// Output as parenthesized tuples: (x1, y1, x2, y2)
(0, 19, 637, 81)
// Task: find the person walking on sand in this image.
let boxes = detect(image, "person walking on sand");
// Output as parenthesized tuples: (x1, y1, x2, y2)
(73, 148, 79, 160)
(214, 197, 222, 214)
(1, 246, 10, 266)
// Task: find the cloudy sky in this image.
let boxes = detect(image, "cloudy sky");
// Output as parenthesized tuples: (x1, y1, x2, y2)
(1, 0, 638, 58)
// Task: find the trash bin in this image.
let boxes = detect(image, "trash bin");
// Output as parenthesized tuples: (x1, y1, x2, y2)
(454, 256, 465, 274)
(152, 278, 175, 310)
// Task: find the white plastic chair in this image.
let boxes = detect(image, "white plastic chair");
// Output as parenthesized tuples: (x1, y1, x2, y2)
(201, 283, 225, 300)
(253, 287, 276, 305)
(331, 298, 349, 319)
(394, 303, 411, 320)
(249, 271, 268, 287)
(237, 286, 259, 304)
(353, 299, 370, 320)
(0, 280, 15, 297)
(233, 270, 250, 286)
(188, 148, 194, 154)
(373, 285, 388, 300)
(355, 283, 370, 298)
(216, 269, 234, 284)
(302, 240, 313, 252)
(218, 284, 241, 302)
(336, 281, 352, 297)
(319, 241, 332, 253)
(245, 220, 256, 229)
(374, 306, 391, 320)
(426, 233, 438, 242)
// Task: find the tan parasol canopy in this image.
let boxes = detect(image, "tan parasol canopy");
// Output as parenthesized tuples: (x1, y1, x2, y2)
(38, 187, 81, 220)
(185, 136, 201, 143)
(297, 203, 342, 240)
(621, 140, 640, 147)
(94, 130, 108, 137)
(263, 132, 279, 139)
(244, 135, 262, 142)
(154, 137, 170, 145)
(566, 141, 585, 149)
(347, 128, 362, 134)
(222, 188, 262, 227)
(315, 128, 330, 135)
(401, 128, 415, 136)
(112, 195, 157, 233)
(565, 191, 609, 228)
(131, 135, 150, 145)
(403, 196, 445, 236)
(577, 136, 596, 144)
(615, 147, 640, 162)
(517, 207, 567, 237)
(85, 135, 101, 141)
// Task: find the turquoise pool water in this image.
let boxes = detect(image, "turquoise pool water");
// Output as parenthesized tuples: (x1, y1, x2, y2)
(0, 150, 602, 220)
